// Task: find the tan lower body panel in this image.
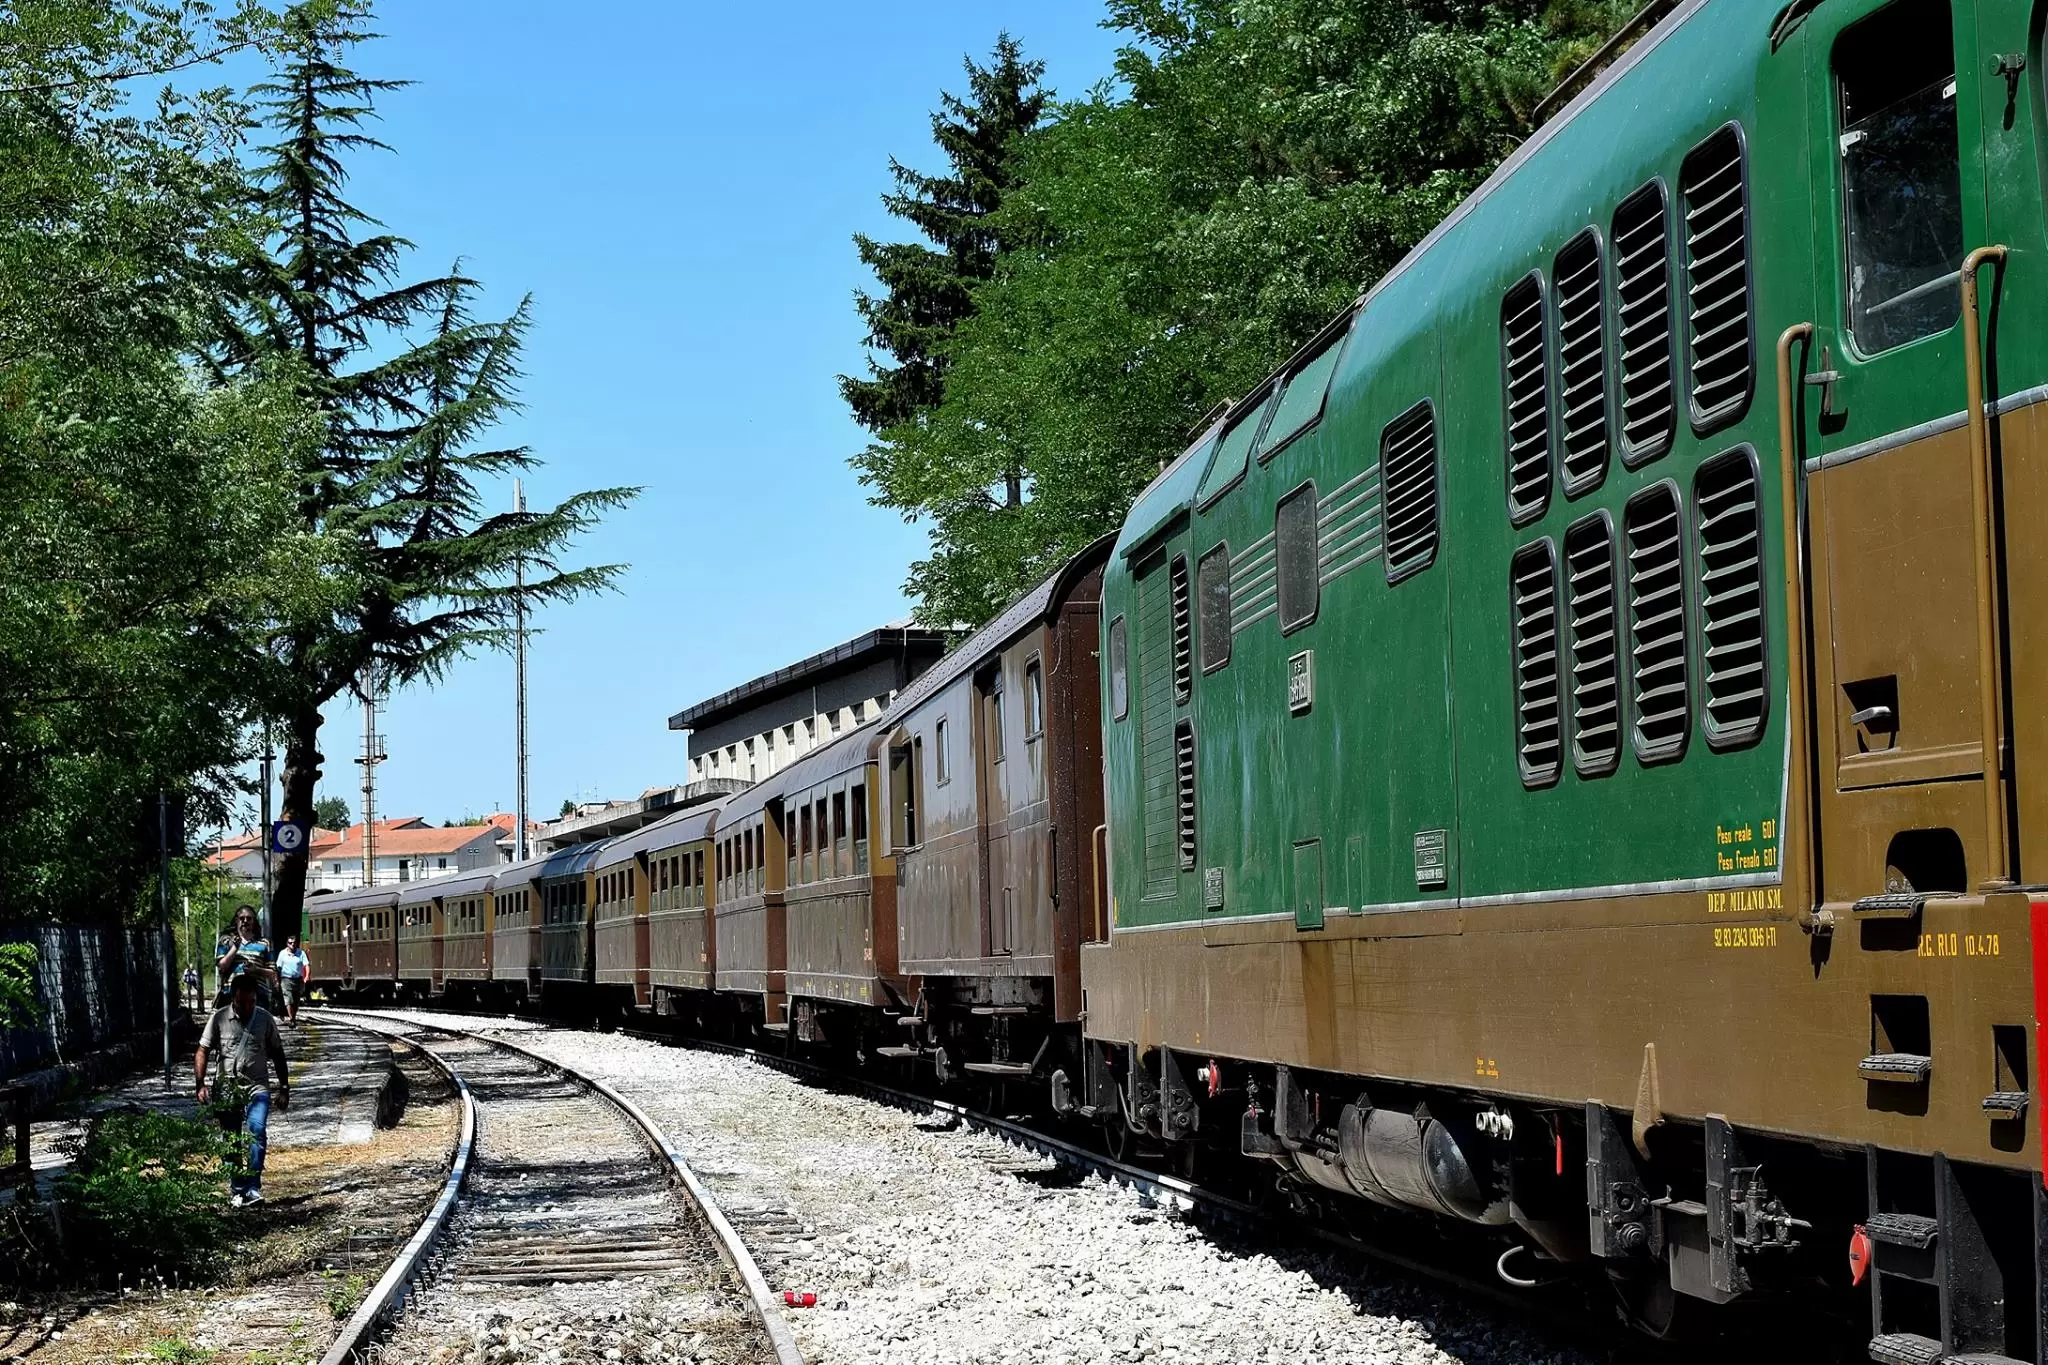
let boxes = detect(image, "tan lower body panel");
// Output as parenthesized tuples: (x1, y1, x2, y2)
(1081, 888, 2035, 1168)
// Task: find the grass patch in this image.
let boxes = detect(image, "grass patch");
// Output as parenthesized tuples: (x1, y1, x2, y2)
(54, 1109, 234, 1283)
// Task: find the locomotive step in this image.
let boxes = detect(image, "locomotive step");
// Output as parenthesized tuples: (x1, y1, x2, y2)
(1864, 1211, 1939, 1249)
(1852, 892, 1930, 918)
(873, 1045, 921, 1059)
(1868, 1332, 2028, 1365)
(1859, 1052, 1933, 1083)
(969, 1005, 1030, 1016)
(1981, 1090, 2028, 1118)
(1869, 1336, 1943, 1365)
(962, 1061, 1034, 1076)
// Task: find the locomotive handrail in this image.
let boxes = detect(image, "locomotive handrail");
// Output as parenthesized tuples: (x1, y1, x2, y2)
(1774, 321, 1821, 924)
(1961, 244, 2012, 888)
(1090, 822, 1109, 941)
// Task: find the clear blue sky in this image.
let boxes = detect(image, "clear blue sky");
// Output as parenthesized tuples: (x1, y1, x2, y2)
(267, 1, 1129, 831)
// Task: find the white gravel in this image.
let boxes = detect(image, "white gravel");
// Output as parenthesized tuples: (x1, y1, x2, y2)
(367, 1016, 1595, 1365)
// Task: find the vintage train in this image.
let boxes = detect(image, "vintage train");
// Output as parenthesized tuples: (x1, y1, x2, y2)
(301, 0, 2048, 1355)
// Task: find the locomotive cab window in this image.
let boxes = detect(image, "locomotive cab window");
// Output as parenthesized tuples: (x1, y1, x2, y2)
(1107, 615, 1129, 720)
(1276, 482, 1320, 632)
(1834, 0, 1964, 355)
(1197, 543, 1231, 673)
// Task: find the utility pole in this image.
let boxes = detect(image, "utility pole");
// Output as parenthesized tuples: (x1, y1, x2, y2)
(259, 724, 273, 939)
(514, 479, 530, 863)
(357, 663, 387, 888)
(156, 792, 173, 1088)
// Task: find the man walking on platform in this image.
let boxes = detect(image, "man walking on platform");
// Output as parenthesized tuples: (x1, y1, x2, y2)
(275, 934, 308, 1024)
(195, 966, 291, 1206)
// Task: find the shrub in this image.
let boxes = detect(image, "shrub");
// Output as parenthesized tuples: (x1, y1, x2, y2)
(55, 1109, 233, 1281)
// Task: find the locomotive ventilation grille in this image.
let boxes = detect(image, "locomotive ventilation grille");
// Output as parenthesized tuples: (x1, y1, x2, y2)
(1564, 515, 1621, 775)
(1554, 231, 1608, 493)
(1316, 466, 1382, 586)
(1612, 181, 1675, 461)
(1625, 484, 1690, 760)
(1169, 554, 1193, 702)
(1174, 719, 1197, 869)
(1229, 532, 1276, 633)
(1381, 401, 1440, 582)
(1693, 451, 1767, 745)
(1510, 540, 1563, 785)
(1681, 126, 1752, 426)
(1501, 272, 1551, 522)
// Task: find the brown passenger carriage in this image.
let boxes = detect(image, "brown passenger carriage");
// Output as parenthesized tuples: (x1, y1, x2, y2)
(434, 867, 496, 1004)
(877, 538, 1112, 1076)
(775, 726, 908, 1044)
(324, 883, 398, 997)
(396, 878, 438, 998)
(536, 840, 608, 1009)
(594, 814, 701, 1012)
(641, 801, 724, 1007)
(488, 858, 541, 1006)
(303, 894, 351, 997)
(712, 781, 784, 1032)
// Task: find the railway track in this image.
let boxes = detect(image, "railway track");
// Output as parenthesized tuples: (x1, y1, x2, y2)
(312, 1012, 799, 1365)
(340, 1008, 1861, 1363)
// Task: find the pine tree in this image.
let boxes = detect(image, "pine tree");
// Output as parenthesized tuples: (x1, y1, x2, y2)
(217, 1, 630, 942)
(841, 34, 1045, 448)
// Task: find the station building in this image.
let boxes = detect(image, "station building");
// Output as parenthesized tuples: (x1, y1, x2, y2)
(667, 622, 948, 786)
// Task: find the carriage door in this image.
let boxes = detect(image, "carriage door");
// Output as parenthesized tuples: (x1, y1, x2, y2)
(1801, 0, 2004, 900)
(978, 663, 1013, 956)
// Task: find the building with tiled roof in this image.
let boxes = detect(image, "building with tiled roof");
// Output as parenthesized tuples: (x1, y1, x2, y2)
(305, 817, 501, 891)
(205, 827, 343, 882)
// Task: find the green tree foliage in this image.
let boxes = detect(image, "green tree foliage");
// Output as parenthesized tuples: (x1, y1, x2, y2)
(842, 35, 1046, 437)
(860, 0, 1633, 625)
(214, 1, 632, 941)
(312, 794, 350, 829)
(0, 0, 329, 924)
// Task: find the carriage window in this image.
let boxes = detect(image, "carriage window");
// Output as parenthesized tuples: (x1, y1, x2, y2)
(800, 802, 814, 884)
(935, 717, 951, 784)
(1024, 659, 1044, 740)
(1108, 615, 1129, 720)
(833, 791, 849, 874)
(851, 783, 869, 873)
(1835, 0, 1963, 354)
(891, 741, 921, 848)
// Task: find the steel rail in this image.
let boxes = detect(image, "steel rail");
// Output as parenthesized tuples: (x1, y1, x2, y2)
(316, 1008, 804, 1365)
(315, 1018, 477, 1365)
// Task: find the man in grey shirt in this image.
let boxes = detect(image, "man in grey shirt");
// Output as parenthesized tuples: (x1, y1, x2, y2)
(194, 966, 291, 1206)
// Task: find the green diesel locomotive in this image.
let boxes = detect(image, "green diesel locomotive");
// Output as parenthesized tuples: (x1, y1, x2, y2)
(1081, 0, 2048, 1357)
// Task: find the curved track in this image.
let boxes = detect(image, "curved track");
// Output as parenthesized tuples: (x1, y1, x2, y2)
(313, 1011, 800, 1365)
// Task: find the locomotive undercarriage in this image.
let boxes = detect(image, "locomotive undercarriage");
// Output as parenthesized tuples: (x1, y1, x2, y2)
(1066, 1042, 2043, 1357)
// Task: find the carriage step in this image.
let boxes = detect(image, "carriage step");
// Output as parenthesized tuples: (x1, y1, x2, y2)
(1864, 1212, 1938, 1249)
(1859, 1052, 1932, 1083)
(873, 1046, 921, 1059)
(1868, 1334, 1942, 1365)
(895, 1014, 925, 1028)
(962, 1061, 1033, 1076)
(969, 1006, 1030, 1016)
(760, 1022, 790, 1034)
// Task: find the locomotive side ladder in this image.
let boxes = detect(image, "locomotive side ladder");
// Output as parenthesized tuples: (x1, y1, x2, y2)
(1774, 0, 2041, 1360)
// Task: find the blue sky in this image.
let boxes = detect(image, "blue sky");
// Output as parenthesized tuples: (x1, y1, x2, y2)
(264, 1, 1129, 831)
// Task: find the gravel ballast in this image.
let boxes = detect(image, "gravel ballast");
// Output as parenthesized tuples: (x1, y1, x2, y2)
(376, 1014, 1592, 1365)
